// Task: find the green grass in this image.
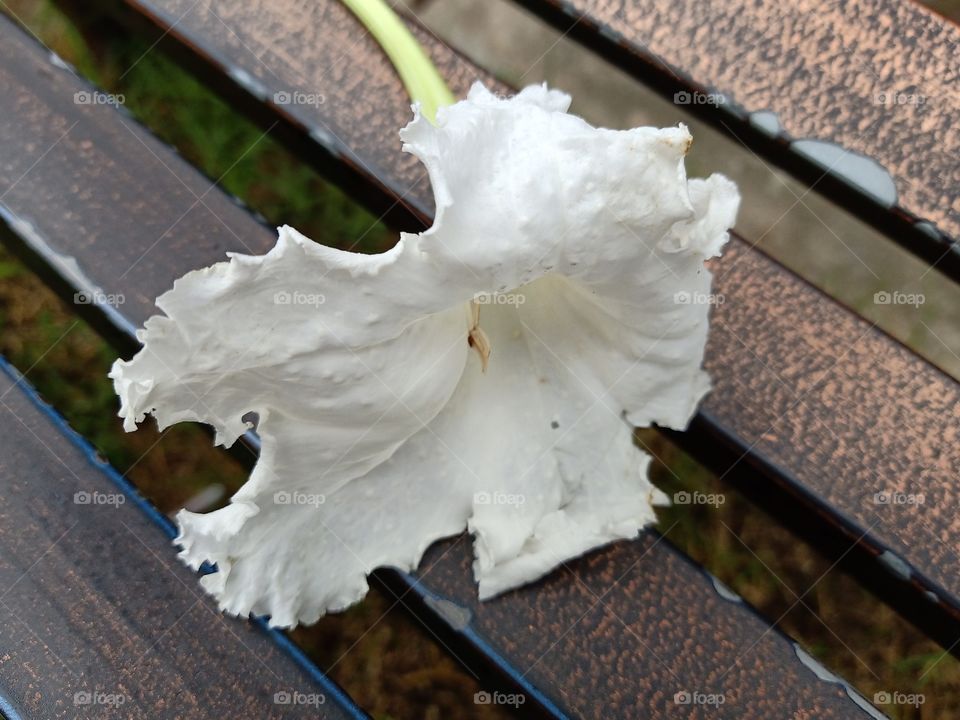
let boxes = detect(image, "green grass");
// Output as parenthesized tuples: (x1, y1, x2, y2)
(1, 1, 959, 718)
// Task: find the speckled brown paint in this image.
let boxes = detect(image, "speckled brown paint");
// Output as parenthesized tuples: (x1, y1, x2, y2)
(705, 242, 960, 602)
(113, 0, 498, 221)
(414, 534, 866, 718)
(517, 0, 960, 253)
(0, 368, 362, 719)
(0, 17, 280, 311)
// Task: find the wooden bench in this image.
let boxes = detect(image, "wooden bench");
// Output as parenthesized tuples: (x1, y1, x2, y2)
(0, 0, 957, 716)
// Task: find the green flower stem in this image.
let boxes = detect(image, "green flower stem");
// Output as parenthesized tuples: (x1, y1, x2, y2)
(340, 0, 456, 123)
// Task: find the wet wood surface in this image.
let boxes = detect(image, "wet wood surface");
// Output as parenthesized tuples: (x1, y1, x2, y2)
(0, 359, 365, 719)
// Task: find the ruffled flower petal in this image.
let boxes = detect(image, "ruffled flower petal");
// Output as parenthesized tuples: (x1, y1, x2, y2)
(110, 227, 471, 496)
(111, 82, 738, 627)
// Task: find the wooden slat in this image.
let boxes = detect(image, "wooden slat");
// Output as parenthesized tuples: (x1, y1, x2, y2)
(513, 0, 960, 280)
(106, 0, 497, 227)
(0, 357, 367, 719)
(382, 535, 876, 719)
(0, 11, 883, 719)
(53, 0, 960, 639)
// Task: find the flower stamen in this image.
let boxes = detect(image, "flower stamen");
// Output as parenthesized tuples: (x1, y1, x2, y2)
(468, 301, 491, 373)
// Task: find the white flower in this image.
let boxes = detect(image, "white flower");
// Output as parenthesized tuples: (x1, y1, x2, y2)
(110, 83, 739, 628)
